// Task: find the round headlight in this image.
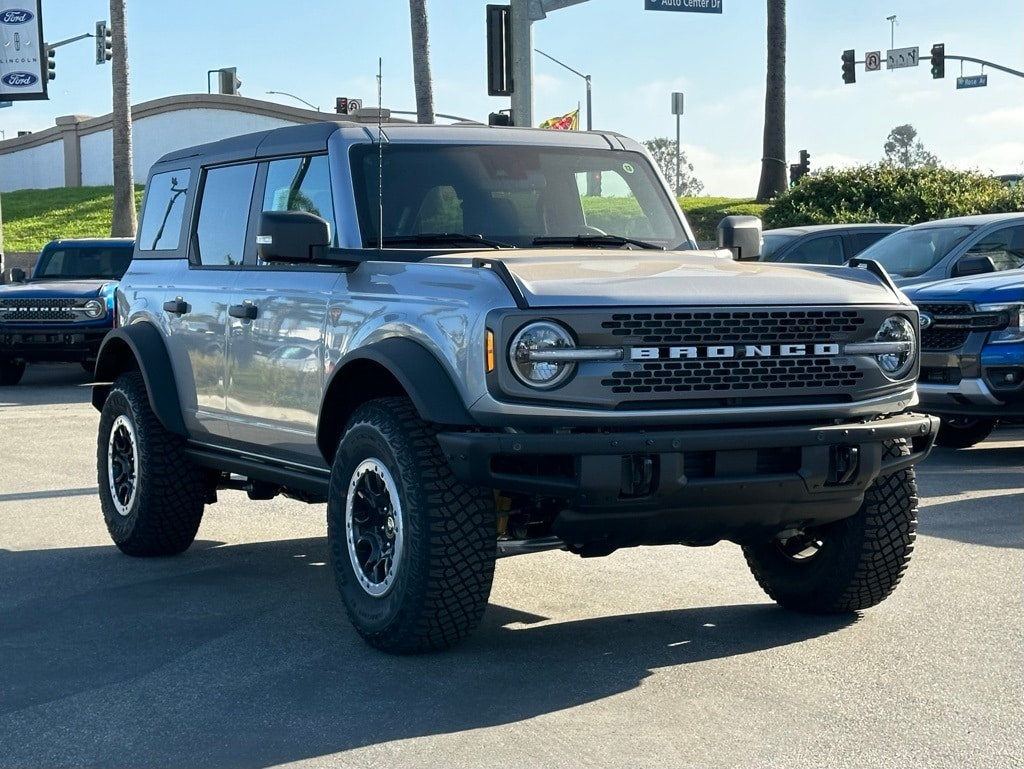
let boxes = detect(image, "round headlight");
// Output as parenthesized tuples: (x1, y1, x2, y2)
(509, 321, 576, 389)
(83, 299, 105, 319)
(874, 315, 916, 379)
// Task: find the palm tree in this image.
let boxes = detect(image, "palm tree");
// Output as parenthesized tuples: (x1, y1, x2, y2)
(110, 0, 136, 236)
(755, 0, 787, 202)
(409, 0, 435, 124)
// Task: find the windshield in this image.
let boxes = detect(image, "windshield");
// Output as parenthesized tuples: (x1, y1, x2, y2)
(853, 224, 976, 277)
(350, 144, 691, 250)
(759, 232, 796, 261)
(32, 246, 133, 280)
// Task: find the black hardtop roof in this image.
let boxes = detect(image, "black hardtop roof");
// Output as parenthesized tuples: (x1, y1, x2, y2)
(153, 121, 343, 167)
(150, 121, 636, 171)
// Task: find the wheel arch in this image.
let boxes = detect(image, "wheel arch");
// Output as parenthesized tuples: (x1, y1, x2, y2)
(317, 338, 475, 463)
(91, 323, 187, 436)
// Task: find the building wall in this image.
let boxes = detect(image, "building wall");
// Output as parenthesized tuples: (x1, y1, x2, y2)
(0, 94, 335, 193)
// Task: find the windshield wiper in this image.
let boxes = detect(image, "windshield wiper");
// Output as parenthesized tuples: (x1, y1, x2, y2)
(532, 234, 664, 250)
(371, 233, 514, 249)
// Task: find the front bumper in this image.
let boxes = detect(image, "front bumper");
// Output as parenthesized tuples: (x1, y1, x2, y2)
(437, 412, 938, 546)
(0, 326, 111, 362)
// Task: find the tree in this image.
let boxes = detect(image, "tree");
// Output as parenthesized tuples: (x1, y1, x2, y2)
(643, 138, 705, 196)
(408, 0, 435, 124)
(755, 0, 787, 202)
(110, 0, 136, 237)
(883, 124, 939, 168)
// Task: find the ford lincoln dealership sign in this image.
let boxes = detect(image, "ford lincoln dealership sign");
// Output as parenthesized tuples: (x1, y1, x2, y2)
(0, 1, 48, 100)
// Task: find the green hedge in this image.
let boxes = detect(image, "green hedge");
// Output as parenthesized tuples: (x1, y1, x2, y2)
(762, 165, 1024, 228)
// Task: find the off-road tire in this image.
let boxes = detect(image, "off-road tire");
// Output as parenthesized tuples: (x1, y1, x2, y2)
(935, 416, 997, 449)
(0, 358, 26, 386)
(96, 371, 206, 556)
(742, 439, 918, 613)
(327, 396, 495, 654)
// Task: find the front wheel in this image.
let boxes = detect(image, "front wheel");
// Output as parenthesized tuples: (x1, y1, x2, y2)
(935, 416, 997, 449)
(96, 371, 206, 556)
(0, 358, 26, 386)
(327, 397, 496, 654)
(742, 439, 918, 613)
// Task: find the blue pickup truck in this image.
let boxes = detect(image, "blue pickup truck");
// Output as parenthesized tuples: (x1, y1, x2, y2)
(905, 269, 1024, 448)
(0, 238, 134, 385)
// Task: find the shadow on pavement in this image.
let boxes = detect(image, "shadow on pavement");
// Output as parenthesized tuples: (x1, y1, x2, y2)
(0, 536, 856, 768)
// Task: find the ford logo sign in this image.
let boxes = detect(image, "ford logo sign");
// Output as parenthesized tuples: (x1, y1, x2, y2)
(1, 9, 34, 24)
(919, 312, 934, 331)
(1, 71, 38, 87)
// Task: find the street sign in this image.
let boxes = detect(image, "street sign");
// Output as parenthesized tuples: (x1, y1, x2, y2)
(865, 51, 881, 71)
(644, 0, 723, 14)
(956, 74, 988, 89)
(886, 46, 920, 70)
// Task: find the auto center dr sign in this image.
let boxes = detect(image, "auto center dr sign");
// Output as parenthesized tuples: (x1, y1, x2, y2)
(0, 1, 48, 100)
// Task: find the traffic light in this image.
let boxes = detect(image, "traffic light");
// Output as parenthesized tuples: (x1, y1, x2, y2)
(218, 67, 241, 95)
(95, 21, 112, 64)
(46, 45, 55, 80)
(841, 49, 856, 85)
(789, 164, 801, 186)
(930, 43, 945, 79)
(799, 149, 810, 177)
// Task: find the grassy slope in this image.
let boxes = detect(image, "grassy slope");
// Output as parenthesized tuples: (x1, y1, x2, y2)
(0, 186, 764, 253)
(2, 187, 145, 253)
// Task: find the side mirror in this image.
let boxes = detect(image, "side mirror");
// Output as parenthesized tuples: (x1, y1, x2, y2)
(716, 215, 762, 260)
(257, 211, 331, 263)
(953, 254, 995, 278)
(10, 267, 26, 283)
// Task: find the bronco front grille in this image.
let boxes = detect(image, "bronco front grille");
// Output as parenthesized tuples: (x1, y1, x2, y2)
(603, 358, 864, 394)
(0, 298, 79, 322)
(600, 309, 866, 344)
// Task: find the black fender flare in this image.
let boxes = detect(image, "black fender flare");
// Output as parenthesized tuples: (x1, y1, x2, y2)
(317, 337, 475, 461)
(91, 323, 187, 436)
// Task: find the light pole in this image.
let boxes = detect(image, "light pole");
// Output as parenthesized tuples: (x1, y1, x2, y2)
(886, 15, 897, 49)
(265, 90, 320, 111)
(671, 92, 684, 196)
(534, 48, 591, 130)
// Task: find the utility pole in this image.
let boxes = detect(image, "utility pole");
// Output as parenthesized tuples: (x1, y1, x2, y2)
(509, 0, 591, 127)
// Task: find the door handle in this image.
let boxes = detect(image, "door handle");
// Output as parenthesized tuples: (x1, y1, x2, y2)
(163, 297, 189, 315)
(228, 302, 258, 321)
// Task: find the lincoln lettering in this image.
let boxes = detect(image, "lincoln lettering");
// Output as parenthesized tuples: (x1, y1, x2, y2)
(630, 343, 840, 360)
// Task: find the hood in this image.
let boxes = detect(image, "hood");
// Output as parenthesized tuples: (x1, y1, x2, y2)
(432, 249, 904, 307)
(0, 279, 115, 299)
(904, 270, 1024, 305)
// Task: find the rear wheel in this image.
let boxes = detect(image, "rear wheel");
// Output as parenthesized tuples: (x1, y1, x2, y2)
(935, 416, 997, 449)
(96, 371, 206, 556)
(327, 397, 496, 653)
(742, 439, 918, 613)
(0, 358, 26, 386)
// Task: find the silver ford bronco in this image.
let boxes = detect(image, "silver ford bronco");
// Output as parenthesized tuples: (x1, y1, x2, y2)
(92, 122, 938, 653)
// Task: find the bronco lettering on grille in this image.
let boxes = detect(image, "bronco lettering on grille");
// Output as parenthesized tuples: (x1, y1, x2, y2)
(630, 343, 840, 360)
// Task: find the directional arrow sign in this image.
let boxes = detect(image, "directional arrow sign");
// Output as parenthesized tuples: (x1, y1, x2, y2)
(956, 74, 988, 89)
(644, 0, 724, 13)
(886, 46, 920, 69)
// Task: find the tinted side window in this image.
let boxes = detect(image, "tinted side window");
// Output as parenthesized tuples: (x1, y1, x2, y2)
(848, 230, 892, 256)
(781, 235, 844, 265)
(964, 224, 1024, 271)
(262, 155, 337, 248)
(138, 169, 191, 252)
(195, 164, 257, 267)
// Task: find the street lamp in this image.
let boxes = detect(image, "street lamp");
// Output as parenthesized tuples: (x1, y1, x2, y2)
(671, 92, 684, 196)
(534, 48, 591, 130)
(265, 90, 319, 111)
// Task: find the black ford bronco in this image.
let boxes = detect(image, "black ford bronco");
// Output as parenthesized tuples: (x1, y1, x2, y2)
(92, 122, 938, 653)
